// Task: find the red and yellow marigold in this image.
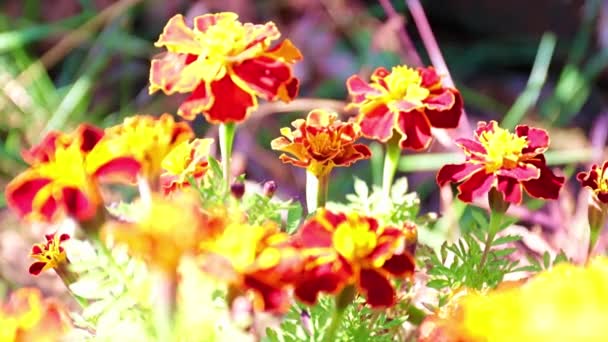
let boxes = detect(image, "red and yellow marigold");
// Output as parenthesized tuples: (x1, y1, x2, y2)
(0, 288, 71, 342)
(199, 210, 301, 313)
(291, 209, 415, 308)
(577, 161, 608, 204)
(5, 124, 140, 222)
(99, 114, 193, 185)
(149, 12, 302, 124)
(28, 233, 70, 276)
(437, 121, 564, 204)
(346, 65, 463, 150)
(160, 138, 213, 194)
(271, 109, 371, 177)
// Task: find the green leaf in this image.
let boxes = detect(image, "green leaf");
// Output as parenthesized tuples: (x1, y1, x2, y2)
(492, 235, 522, 246)
(427, 279, 450, 290)
(286, 202, 303, 234)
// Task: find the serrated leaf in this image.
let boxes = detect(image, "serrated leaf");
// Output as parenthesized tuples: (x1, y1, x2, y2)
(543, 251, 551, 269)
(492, 235, 522, 246)
(286, 202, 303, 234)
(427, 279, 450, 290)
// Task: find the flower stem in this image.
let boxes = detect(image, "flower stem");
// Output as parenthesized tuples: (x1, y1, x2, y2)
(323, 285, 355, 342)
(219, 122, 236, 188)
(383, 135, 401, 196)
(478, 210, 503, 271)
(306, 171, 329, 214)
(587, 203, 607, 263)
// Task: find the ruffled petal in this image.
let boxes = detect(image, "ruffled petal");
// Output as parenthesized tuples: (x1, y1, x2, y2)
(496, 176, 523, 204)
(92, 156, 141, 184)
(177, 81, 213, 120)
(381, 253, 415, 277)
(203, 74, 257, 124)
(457, 170, 495, 203)
(265, 39, 303, 63)
(332, 144, 372, 167)
(358, 268, 395, 307)
(5, 176, 52, 218)
(516, 125, 550, 155)
(232, 56, 297, 102)
(396, 110, 432, 150)
(436, 163, 485, 186)
(294, 263, 349, 305)
(424, 89, 463, 129)
(522, 156, 564, 200)
(496, 163, 540, 181)
(28, 262, 47, 275)
(149, 53, 201, 94)
(154, 14, 200, 54)
(194, 12, 239, 33)
(346, 75, 382, 104)
(62, 187, 97, 221)
(358, 104, 395, 142)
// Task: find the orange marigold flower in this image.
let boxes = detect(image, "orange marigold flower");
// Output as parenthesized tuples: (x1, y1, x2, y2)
(100, 114, 193, 185)
(437, 121, 564, 204)
(5, 124, 140, 222)
(29, 233, 70, 276)
(102, 191, 211, 273)
(199, 211, 301, 313)
(160, 138, 213, 194)
(291, 209, 415, 308)
(270, 109, 371, 177)
(347, 65, 463, 150)
(577, 161, 608, 204)
(149, 12, 302, 124)
(0, 288, 71, 342)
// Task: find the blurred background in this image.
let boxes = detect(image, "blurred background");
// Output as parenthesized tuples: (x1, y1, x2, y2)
(0, 0, 607, 295)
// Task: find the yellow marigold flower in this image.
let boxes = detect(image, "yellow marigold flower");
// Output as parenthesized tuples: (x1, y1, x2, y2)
(101, 191, 210, 273)
(420, 258, 608, 342)
(98, 114, 193, 186)
(160, 138, 213, 194)
(271, 109, 372, 177)
(149, 12, 302, 124)
(0, 288, 71, 342)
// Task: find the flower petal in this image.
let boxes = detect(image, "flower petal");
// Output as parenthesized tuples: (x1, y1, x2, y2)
(62, 187, 96, 221)
(346, 75, 381, 104)
(203, 74, 257, 124)
(154, 14, 200, 54)
(418, 66, 441, 88)
(177, 81, 213, 120)
(358, 268, 395, 307)
(424, 89, 463, 129)
(516, 125, 549, 154)
(265, 39, 303, 63)
(28, 262, 47, 276)
(496, 163, 540, 181)
(92, 156, 141, 183)
(294, 263, 349, 305)
(232, 56, 297, 102)
(396, 110, 432, 150)
(522, 156, 564, 200)
(382, 252, 415, 277)
(149, 53, 201, 94)
(194, 12, 239, 33)
(5, 176, 52, 218)
(497, 176, 523, 204)
(358, 104, 395, 142)
(243, 275, 290, 313)
(436, 163, 485, 186)
(455, 138, 487, 157)
(457, 170, 495, 203)
(332, 144, 372, 167)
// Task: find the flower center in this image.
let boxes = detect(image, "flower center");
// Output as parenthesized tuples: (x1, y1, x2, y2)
(332, 215, 378, 262)
(479, 126, 528, 172)
(196, 18, 249, 64)
(597, 169, 608, 194)
(36, 144, 88, 187)
(379, 66, 430, 105)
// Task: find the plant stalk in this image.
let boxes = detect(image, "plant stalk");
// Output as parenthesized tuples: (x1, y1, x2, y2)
(306, 170, 329, 214)
(383, 135, 401, 197)
(478, 209, 503, 271)
(219, 122, 236, 188)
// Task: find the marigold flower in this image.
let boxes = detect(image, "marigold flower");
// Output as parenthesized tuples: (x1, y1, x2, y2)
(346, 65, 463, 150)
(271, 109, 371, 177)
(28, 233, 70, 276)
(291, 209, 415, 308)
(100, 114, 193, 184)
(0, 288, 71, 342)
(421, 257, 608, 342)
(102, 191, 210, 273)
(437, 121, 564, 204)
(577, 161, 608, 204)
(160, 138, 213, 194)
(149, 12, 302, 124)
(199, 210, 301, 312)
(5, 124, 140, 222)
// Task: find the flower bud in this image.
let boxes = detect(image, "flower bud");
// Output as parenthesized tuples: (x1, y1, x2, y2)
(488, 188, 510, 214)
(230, 182, 245, 199)
(263, 180, 277, 198)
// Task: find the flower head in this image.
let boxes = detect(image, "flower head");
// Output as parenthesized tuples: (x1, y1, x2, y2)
(271, 109, 371, 177)
(0, 288, 71, 342)
(102, 191, 210, 273)
(160, 138, 214, 194)
(577, 161, 608, 204)
(421, 257, 608, 342)
(347, 66, 463, 150)
(149, 12, 302, 124)
(29, 233, 70, 276)
(437, 121, 564, 204)
(199, 210, 301, 312)
(99, 114, 193, 185)
(291, 209, 415, 308)
(6, 124, 140, 222)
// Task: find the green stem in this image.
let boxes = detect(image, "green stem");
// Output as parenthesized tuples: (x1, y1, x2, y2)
(587, 203, 607, 263)
(383, 136, 401, 196)
(306, 171, 329, 214)
(478, 210, 503, 271)
(323, 307, 346, 342)
(219, 122, 236, 188)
